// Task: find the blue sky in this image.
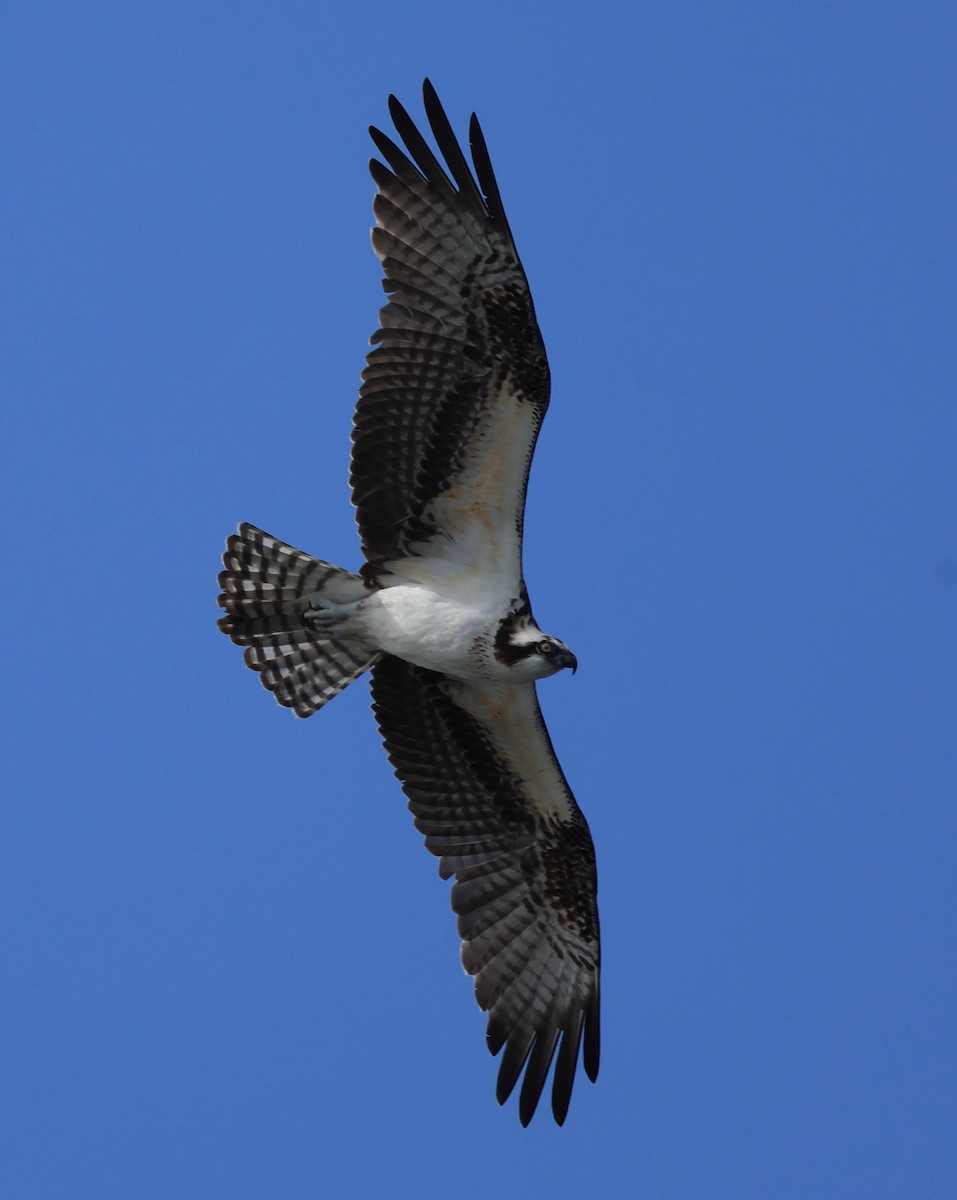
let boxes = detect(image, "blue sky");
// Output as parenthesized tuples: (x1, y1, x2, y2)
(3, 3, 955, 1196)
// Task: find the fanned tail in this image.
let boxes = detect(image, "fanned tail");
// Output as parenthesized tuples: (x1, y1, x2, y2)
(217, 523, 379, 717)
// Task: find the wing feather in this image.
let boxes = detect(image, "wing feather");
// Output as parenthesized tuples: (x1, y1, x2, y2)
(519, 1023, 562, 1126)
(371, 656, 600, 1126)
(353, 81, 550, 576)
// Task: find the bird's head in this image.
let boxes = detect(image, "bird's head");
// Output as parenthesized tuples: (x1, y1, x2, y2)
(499, 625, 578, 681)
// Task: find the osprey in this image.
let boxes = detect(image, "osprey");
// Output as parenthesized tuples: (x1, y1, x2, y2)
(217, 81, 600, 1126)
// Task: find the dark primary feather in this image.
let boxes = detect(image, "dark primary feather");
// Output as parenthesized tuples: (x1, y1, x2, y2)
(353, 80, 551, 571)
(371, 656, 601, 1126)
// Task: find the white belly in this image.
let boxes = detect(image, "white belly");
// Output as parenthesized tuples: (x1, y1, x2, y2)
(357, 581, 508, 679)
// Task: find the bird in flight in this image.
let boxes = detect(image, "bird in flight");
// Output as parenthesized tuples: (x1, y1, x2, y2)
(217, 80, 600, 1126)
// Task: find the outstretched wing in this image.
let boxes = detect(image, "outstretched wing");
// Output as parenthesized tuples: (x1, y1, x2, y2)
(371, 656, 600, 1126)
(353, 80, 550, 585)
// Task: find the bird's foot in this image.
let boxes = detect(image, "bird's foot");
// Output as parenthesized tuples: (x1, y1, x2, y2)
(303, 594, 350, 635)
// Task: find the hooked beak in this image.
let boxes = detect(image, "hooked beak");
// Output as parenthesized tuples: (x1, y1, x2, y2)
(554, 651, 578, 674)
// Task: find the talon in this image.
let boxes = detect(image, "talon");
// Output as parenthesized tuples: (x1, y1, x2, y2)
(303, 594, 351, 635)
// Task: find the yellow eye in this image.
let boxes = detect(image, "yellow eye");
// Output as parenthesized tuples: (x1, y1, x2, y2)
(538, 640, 553, 655)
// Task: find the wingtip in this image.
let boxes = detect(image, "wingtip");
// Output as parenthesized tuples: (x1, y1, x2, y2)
(386, 92, 407, 125)
(583, 1008, 601, 1083)
(518, 1083, 544, 1127)
(585, 1027, 599, 1084)
(421, 77, 445, 133)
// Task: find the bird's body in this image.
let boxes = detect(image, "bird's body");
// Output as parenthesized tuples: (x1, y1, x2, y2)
(217, 81, 600, 1126)
(309, 566, 566, 684)
(343, 581, 518, 679)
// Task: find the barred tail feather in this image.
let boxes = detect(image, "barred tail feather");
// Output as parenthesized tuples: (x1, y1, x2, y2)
(217, 523, 379, 718)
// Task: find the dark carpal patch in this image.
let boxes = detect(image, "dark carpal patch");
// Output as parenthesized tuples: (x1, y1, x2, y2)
(482, 280, 551, 405)
(538, 818, 601, 945)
